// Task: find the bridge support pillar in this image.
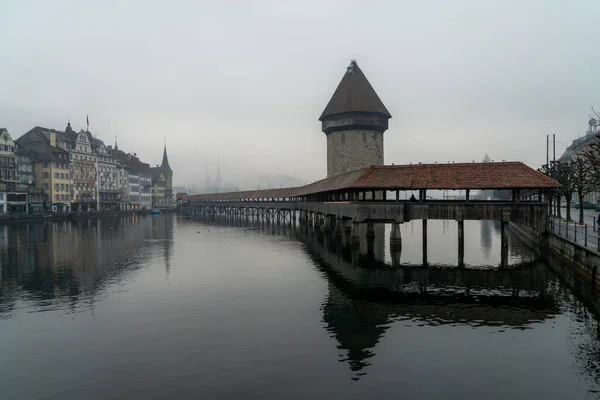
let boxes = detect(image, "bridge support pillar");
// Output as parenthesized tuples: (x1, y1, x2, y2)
(422, 219, 428, 267)
(366, 222, 375, 239)
(457, 217, 465, 268)
(501, 212, 510, 268)
(351, 219, 360, 248)
(323, 215, 331, 233)
(391, 246, 401, 267)
(334, 217, 343, 238)
(390, 221, 402, 251)
(344, 224, 352, 245)
(366, 222, 375, 256)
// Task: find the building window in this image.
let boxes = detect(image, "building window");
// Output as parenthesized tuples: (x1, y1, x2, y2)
(54, 184, 59, 190)
(44, 161, 49, 168)
(65, 173, 69, 179)
(55, 194, 60, 201)
(44, 172, 49, 178)
(363, 132, 367, 144)
(54, 172, 59, 179)
(342, 133, 345, 144)
(44, 183, 49, 190)
(60, 173, 64, 179)
(65, 184, 69, 191)
(0, 193, 3, 200)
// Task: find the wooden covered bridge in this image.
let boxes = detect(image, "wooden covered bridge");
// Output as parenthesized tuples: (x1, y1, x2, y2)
(179, 161, 559, 267)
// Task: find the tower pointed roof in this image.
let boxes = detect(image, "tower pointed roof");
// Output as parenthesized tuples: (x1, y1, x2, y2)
(161, 143, 172, 172)
(320, 60, 391, 121)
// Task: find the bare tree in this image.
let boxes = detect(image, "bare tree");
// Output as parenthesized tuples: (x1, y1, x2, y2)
(538, 163, 557, 217)
(555, 161, 576, 220)
(539, 161, 576, 220)
(571, 158, 598, 223)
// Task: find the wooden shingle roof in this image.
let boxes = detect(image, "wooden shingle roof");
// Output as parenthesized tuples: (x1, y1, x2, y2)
(186, 162, 559, 201)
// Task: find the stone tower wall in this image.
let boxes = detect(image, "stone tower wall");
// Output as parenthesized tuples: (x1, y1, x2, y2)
(326, 129, 384, 177)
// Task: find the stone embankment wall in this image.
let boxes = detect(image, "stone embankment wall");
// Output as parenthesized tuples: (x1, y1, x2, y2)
(510, 223, 600, 289)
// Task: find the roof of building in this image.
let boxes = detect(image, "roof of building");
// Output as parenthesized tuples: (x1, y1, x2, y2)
(16, 127, 70, 162)
(186, 162, 559, 201)
(319, 60, 392, 121)
(113, 148, 151, 172)
(558, 130, 600, 163)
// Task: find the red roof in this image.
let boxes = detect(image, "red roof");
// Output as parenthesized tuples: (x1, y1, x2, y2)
(186, 162, 559, 201)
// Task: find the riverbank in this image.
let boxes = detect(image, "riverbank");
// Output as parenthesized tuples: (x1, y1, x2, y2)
(510, 222, 600, 290)
(0, 207, 177, 224)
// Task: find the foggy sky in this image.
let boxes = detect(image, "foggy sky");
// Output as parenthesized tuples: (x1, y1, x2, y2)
(2, 0, 600, 187)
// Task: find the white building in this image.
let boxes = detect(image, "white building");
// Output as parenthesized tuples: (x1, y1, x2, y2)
(113, 149, 151, 210)
(0, 129, 24, 213)
(96, 142, 123, 210)
(61, 123, 98, 211)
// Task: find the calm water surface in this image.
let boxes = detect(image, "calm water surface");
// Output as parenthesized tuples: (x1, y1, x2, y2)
(1, 215, 600, 399)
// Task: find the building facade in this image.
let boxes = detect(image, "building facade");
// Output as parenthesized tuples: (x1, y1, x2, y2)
(140, 169, 152, 209)
(0, 129, 23, 213)
(15, 127, 71, 212)
(62, 123, 98, 211)
(15, 124, 171, 213)
(558, 119, 600, 207)
(319, 60, 391, 178)
(17, 148, 47, 213)
(114, 150, 152, 210)
(151, 145, 173, 207)
(96, 143, 124, 211)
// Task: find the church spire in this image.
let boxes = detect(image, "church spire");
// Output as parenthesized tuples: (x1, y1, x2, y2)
(161, 140, 172, 172)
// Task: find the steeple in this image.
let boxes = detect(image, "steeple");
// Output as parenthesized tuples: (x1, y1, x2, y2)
(161, 141, 172, 172)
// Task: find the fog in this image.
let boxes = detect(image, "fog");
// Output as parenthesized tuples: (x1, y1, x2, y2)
(2, 0, 600, 189)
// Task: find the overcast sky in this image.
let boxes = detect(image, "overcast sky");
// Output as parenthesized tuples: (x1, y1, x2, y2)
(2, 0, 600, 186)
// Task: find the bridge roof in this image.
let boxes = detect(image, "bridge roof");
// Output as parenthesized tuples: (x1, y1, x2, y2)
(185, 162, 559, 200)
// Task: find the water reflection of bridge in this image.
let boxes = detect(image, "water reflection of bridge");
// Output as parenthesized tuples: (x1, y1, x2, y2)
(187, 214, 560, 380)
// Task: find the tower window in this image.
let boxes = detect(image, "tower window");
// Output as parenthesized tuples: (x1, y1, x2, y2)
(341, 133, 345, 144)
(363, 132, 367, 143)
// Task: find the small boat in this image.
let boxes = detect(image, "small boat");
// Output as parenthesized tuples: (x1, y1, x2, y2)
(151, 209, 161, 215)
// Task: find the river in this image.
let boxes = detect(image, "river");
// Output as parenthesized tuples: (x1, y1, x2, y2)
(1, 215, 600, 399)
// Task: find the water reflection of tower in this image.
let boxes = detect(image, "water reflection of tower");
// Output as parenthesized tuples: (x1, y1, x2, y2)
(151, 215, 174, 275)
(163, 215, 174, 276)
(322, 282, 389, 379)
(480, 220, 495, 259)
